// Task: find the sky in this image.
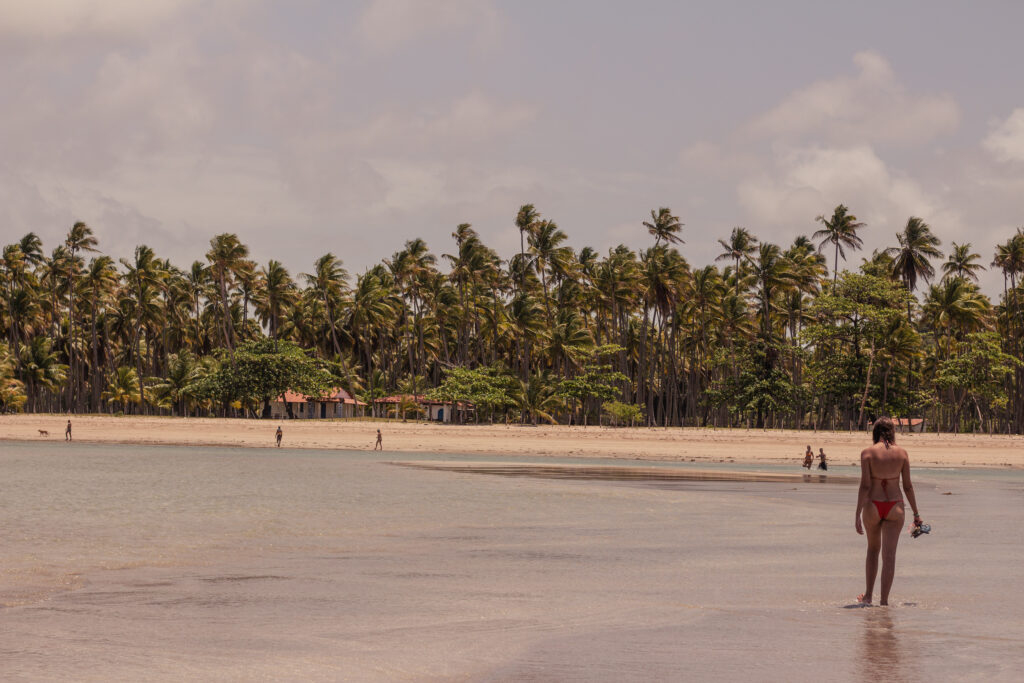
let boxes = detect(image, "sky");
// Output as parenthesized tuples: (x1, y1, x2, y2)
(2, 0, 1023, 296)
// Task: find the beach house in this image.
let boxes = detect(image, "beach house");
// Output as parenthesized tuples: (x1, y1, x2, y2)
(269, 388, 366, 419)
(372, 394, 470, 422)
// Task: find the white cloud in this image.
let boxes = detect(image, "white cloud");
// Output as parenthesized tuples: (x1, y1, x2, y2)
(737, 145, 943, 233)
(0, 0, 201, 38)
(745, 51, 960, 146)
(343, 91, 537, 152)
(356, 0, 500, 53)
(983, 108, 1024, 163)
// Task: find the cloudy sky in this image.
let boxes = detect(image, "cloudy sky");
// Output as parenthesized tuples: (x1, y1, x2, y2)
(2, 0, 1023, 295)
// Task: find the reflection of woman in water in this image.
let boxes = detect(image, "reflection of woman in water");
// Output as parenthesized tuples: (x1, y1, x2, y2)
(803, 446, 814, 470)
(817, 447, 827, 470)
(855, 417, 922, 606)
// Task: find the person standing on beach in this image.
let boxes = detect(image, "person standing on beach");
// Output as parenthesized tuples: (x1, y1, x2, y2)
(276, 426, 283, 448)
(855, 417, 923, 606)
(803, 446, 814, 469)
(817, 448, 827, 470)
(65, 420, 72, 441)
(374, 429, 382, 451)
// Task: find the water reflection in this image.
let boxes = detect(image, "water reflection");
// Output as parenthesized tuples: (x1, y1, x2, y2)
(392, 461, 860, 485)
(857, 609, 920, 683)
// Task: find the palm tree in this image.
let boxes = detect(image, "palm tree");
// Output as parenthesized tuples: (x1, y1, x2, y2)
(744, 243, 796, 341)
(0, 341, 27, 411)
(64, 222, 98, 411)
(515, 204, 539, 290)
(814, 204, 865, 283)
(102, 366, 142, 414)
(19, 336, 67, 411)
(887, 216, 943, 322)
(942, 242, 984, 282)
(303, 254, 349, 358)
(644, 207, 684, 247)
(922, 278, 992, 357)
(254, 260, 297, 342)
(82, 255, 118, 409)
(149, 352, 200, 415)
(517, 372, 562, 425)
(205, 233, 249, 354)
(716, 227, 758, 295)
(120, 245, 164, 408)
(528, 219, 573, 323)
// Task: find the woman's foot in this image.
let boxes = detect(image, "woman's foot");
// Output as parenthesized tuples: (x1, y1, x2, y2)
(857, 593, 872, 605)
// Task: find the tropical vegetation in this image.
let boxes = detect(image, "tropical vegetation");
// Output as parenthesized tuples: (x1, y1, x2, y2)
(2, 206, 1023, 433)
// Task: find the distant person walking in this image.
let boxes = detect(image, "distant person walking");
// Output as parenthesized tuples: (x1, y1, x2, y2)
(374, 429, 382, 451)
(276, 426, 283, 448)
(855, 417, 923, 606)
(817, 448, 828, 471)
(803, 446, 814, 470)
(65, 420, 72, 442)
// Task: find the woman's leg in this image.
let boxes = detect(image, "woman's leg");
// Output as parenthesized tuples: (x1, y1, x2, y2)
(879, 504, 906, 605)
(862, 503, 882, 603)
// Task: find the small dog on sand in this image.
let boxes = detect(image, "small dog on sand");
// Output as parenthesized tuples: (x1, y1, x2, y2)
(38, 429, 49, 436)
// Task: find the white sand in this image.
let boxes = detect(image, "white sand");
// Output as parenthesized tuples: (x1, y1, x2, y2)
(4, 414, 1022, 468)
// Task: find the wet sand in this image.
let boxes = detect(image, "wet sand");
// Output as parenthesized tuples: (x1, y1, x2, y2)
(2, 441, 1023, 681)
(3, 414, 1023, 468)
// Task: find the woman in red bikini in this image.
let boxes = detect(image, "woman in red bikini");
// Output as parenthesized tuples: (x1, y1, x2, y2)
(854, 417, 922, 606)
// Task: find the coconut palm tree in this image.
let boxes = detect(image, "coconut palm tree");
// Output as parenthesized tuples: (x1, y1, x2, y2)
(716, 227, 758, 295)
(887, 216, 943, 322)
(303, 253, 349, 358)
(254, 260, 297, 342)
(814, 204, 865, 283)
(64, 221, 98, 411)
(922, 278, 992, 357)
(102, 366, 142, 414)
(644, 207, 685, 247)
(19, 336, 67, 412)
(82, 255, 118, 409)
(515, 204, 539, 290)
(205, 233, 249, 353)
(528, 219, 573, 323)
(942, 242, 985, 282)
(517, 372, 562, 425)
(0, 341, 27, 412)
(149, 352, 200, 416)
(744, 243, 797, 341)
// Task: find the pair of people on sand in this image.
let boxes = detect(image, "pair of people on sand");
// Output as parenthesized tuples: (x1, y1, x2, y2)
(802, 446, 827, 470)
(274, 426, 383, 450)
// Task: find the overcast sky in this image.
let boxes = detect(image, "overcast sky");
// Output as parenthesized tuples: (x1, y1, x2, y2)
(2, 0, 1023, 296)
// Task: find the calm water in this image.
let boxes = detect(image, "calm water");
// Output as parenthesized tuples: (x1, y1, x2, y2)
(2, 441, 1022, 681)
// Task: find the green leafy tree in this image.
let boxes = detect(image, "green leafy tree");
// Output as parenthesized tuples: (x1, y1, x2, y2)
(935, 332, 1021, 432)
(602, 400, 643, 426)
(427, 366, 518, 423)
(558, 344, 628, 425)
(803, 273, 911, 428)
(197, 339, 336, 417)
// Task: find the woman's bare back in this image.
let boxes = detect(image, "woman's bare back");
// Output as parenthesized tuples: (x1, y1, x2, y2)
(861, 442, 908, 502)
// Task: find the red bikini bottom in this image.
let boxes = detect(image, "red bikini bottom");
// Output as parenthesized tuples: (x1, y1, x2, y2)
(872, 500, 899, 520)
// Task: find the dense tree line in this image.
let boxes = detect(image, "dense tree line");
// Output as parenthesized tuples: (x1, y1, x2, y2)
(2, 205, 1023, 432)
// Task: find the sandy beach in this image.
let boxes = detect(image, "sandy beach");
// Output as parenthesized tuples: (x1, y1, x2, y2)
(3, 414, 1022, 468)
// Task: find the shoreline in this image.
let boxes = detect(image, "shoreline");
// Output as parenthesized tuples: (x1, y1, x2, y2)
(3, 414, 1022, 469)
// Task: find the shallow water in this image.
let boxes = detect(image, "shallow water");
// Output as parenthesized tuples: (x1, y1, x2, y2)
(1, 441, 1022, 681)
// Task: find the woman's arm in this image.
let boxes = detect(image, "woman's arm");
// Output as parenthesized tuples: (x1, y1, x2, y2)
(902, 453, 921, 524)
(855, 450, 870, 534)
